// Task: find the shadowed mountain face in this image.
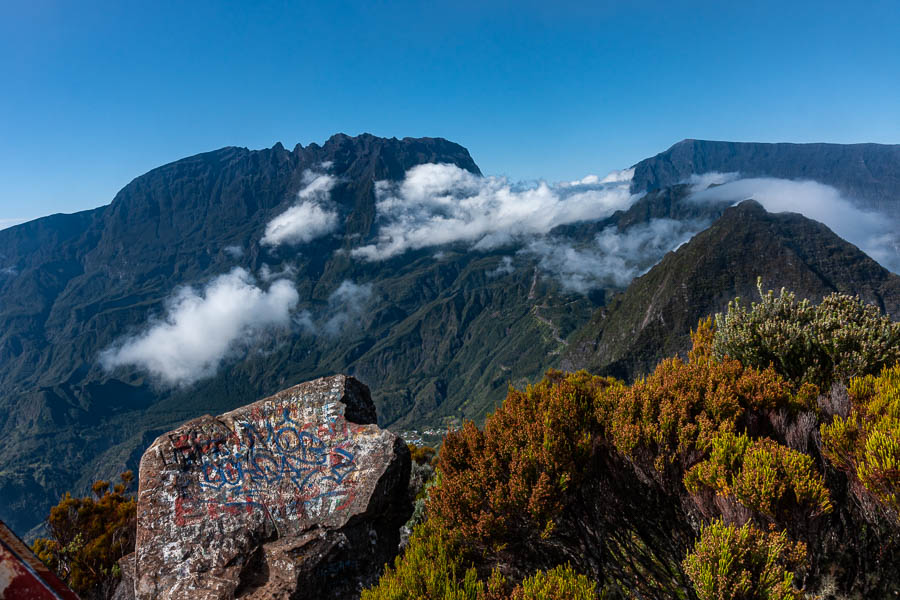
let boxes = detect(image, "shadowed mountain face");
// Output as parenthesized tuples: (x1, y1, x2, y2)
(631, 139, 900, 217)
(563, 199, 900, 380)
(2, 135, 900, 538)
(2, 134, 563, 536)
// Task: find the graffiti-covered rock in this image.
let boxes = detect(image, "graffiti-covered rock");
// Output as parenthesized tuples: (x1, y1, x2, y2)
(131, 375, 411, 600)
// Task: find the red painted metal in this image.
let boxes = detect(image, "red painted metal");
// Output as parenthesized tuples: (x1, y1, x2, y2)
(0, 520, 79, 600)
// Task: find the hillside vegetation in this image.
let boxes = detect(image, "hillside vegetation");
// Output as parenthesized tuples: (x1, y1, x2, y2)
(364, 286, 900, 599)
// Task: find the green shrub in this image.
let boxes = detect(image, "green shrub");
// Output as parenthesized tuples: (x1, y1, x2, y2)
(821, 363, 900, 517)
(510, 564, 596, 600)
(713, 278, 900, 389)
(360, 520, 484, 600)
(684, 431, 832, 520)
(32, 472, 136, 599)
(683, 520, 806, 600)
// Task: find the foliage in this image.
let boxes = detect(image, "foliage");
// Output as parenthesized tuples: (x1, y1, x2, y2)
(408, 443, 438, 466)
(510, 564, 596, 600)
(31, 472, 136, 599)
(821, 363, 900, 516)
(713, 278, 900, 389)
(429, 369, 619, 546)
(684, 431, 832, 520)
(362, 519, 597, 600)
(360, 520, 485, 600)
(683, 520, 806, 600)
(597, 319, 805, 473)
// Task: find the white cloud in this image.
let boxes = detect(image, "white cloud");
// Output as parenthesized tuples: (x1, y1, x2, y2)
(487, 256, 515, 278)
(690, 177, 900, 273)
(261, 171, 339, 247)
(351, 163, 640, 261)
(524, 219, 706, 293)
(223, 244, 244, 258)
(100, 268, 299, 385)
(685, 171, 740, 192)
(324, 280, 373, 335)
(600, 167, 635, 184)
(258, 262, 298, 282)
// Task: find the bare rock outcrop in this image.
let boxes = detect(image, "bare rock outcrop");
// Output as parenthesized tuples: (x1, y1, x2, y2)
(129, 375, 410, 600)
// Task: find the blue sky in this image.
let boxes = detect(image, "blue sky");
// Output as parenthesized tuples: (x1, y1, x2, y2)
(2, 0, 899, 225)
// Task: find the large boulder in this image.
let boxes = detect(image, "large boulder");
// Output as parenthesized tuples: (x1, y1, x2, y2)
(131, 375, 411, 600)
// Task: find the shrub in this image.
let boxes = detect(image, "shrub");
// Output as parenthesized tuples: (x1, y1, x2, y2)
(510, 564, 596, 600)
(821, 363, 900, 516)
(32, 472, 136, 599)
(684, 431, 832, 520)
(429, 370, 618, 547)
(360, 520, 484, 600)
(363, 520, 596, 600)
(713, 278, 900, 389)
(597, 320, 805, 474)
(683, 520, 806, 600)
(408, 443, 438, 466)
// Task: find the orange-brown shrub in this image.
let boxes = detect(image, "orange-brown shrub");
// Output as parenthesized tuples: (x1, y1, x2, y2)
(429, 369, 618, 546)
(597, 320, 808, 474)
(32, 472, 136, 599)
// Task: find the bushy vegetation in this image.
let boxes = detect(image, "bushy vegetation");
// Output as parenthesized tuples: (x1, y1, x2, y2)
(682, 520, 806, 600)
(361, 521, 596, 600)
(430, 370, 618, 546)
(684, 431, 832, 521)
(510, 564, 597, 600)
(596, 319, 811, 475)
(713, 278, 900, 389)
(360, 520, 485, 600)
(32, 472, 136, 599)
(821, 363, 900, 517)
(366, 317, 828, 598)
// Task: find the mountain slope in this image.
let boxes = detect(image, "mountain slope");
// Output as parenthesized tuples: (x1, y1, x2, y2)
(631, 139, 900, 217)
(563, 199, 900, 379)
(4, 135, 591, 536)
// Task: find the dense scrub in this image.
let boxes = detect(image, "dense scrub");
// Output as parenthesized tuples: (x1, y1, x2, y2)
(713, 279, 900, 389)
(682, 520, 806, 600)
(365, 288, 900, 599)
(821, 363, 900, 517)
(32, 472, 136, 599)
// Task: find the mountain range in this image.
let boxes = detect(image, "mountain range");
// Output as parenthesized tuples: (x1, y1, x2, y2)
(1, 135, 899, 537)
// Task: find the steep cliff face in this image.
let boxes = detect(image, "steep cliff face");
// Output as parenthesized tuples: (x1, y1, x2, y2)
(564, 200, 900, 380)
(0, 134, 591, 537)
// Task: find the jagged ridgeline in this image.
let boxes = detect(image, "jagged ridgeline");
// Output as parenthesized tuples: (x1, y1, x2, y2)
(3, 135, 900, 542)
(364, 293, 900, 599)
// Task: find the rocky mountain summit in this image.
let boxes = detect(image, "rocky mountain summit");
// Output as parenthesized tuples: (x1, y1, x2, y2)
(116, 375, 409, 600)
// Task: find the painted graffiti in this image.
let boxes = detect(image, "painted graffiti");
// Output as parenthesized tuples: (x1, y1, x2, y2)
(169, 401, 364, 527)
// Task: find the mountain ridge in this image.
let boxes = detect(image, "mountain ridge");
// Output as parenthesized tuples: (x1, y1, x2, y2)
(631, 138, 900, 217)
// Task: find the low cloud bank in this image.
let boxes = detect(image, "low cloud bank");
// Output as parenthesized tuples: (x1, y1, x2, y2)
(690, 177, 900, 273)
(524, 218, 705, 293)
(100, 268, 299, 385)
(352, 163, 641, 261)
(324, 280, 373, 335)
(261, 171, 339, 247)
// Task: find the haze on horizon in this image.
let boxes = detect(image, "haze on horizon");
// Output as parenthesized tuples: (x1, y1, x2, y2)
(1, 0, 899, 225)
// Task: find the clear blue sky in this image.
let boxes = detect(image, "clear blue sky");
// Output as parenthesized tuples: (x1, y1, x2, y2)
(2, 0, 899, 225)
